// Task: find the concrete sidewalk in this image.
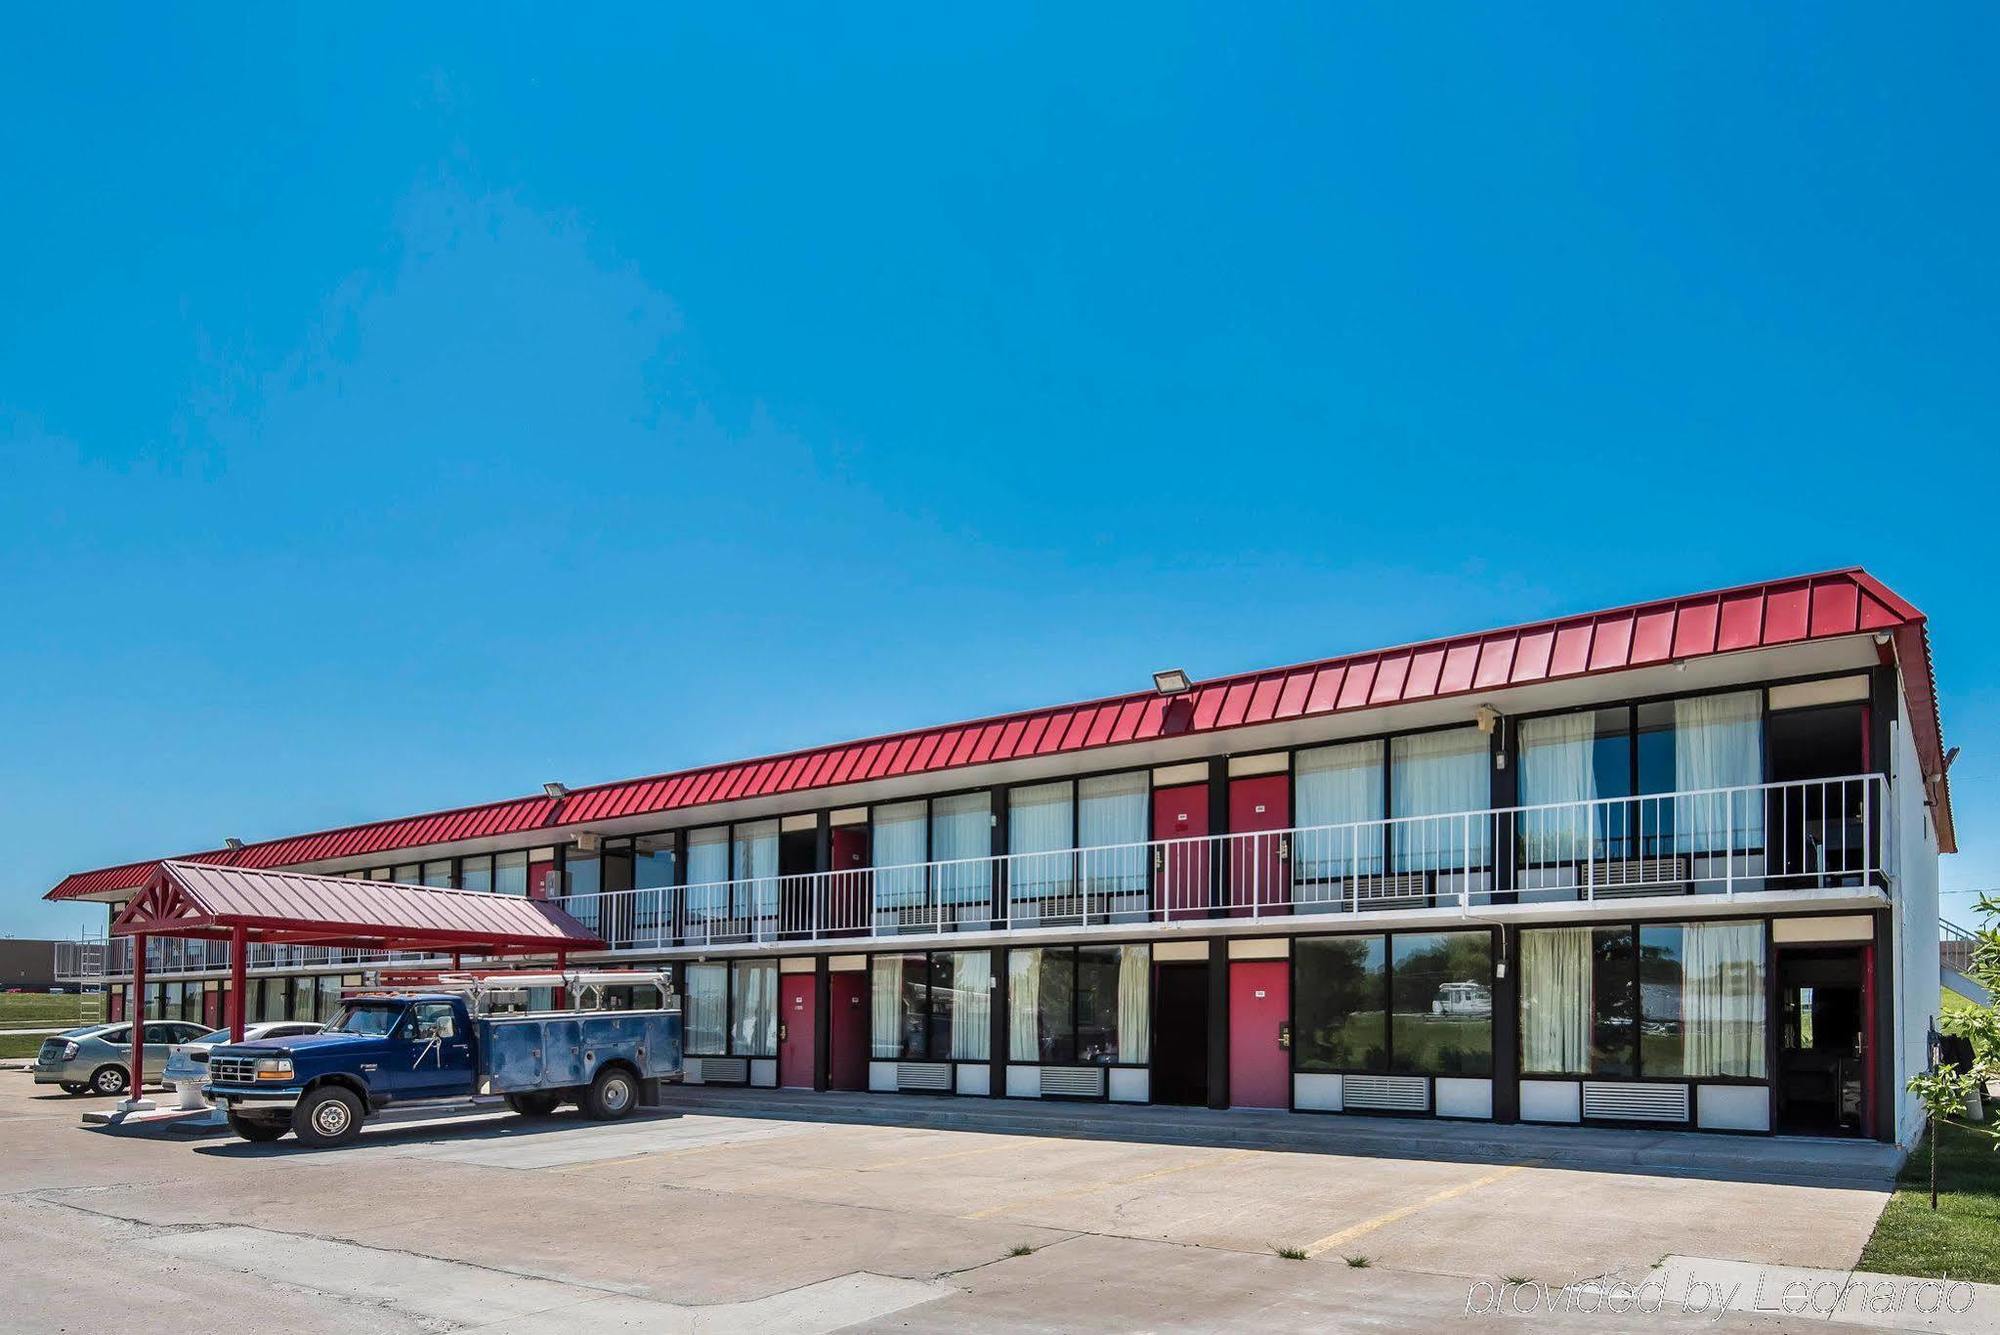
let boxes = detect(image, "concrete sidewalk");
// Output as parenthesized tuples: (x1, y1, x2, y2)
(656, 1085, 1907, 1189)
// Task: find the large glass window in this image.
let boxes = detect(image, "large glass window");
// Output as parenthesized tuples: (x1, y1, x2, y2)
(685, 962, 727, 1054)
(1294, 740, 1386, 887)
(1296, 930, 1492, 1075)
(1078, 772, 1148, 898)
(931, 792, 992, 906)
(1007, 944, 1148, 1065)
(686, 827, 730, 928)
(1520, 919, 1764, 1079)
(315, 973, 344, 1022)
(495, 850, 528, 896)
(731, 959, 777, 1056)
(870, 949, 992, 1062)
(1390, 728, 1491, 870)
(1009, 781, 1075, 901)
(421, 860, 454, 889)
(873, 801, 928, 917)
(1518, 708, 1631, 862)
(459, 854, 493, 894)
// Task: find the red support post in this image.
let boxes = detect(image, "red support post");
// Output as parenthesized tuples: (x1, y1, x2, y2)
(127, 932, 147, 1103)
(229, 924, 248, 1042)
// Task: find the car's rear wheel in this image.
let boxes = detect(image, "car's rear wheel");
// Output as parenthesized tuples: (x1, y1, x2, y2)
(227, 1111, 288, 1143)
(581, 1066, 638, 1121)
(59, 1082, 89, 1095)
(506, 1091, 562, 1117)
(292, 1086, 364, 1148)
(89, 1065, 129, 1097)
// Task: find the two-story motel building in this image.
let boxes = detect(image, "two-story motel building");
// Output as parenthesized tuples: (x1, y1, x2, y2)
(49, 570, 1952, 1145)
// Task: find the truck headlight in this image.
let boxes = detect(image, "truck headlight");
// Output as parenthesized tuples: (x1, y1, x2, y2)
(254, 1057, 294, 1081)
(62, 1042, 79, 1059)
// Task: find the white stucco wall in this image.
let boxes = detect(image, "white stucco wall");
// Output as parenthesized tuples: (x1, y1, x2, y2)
(1890, 706, 1943, 1148)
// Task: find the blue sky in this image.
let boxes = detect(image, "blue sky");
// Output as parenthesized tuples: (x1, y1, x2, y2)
(2, 7, 1995, 938)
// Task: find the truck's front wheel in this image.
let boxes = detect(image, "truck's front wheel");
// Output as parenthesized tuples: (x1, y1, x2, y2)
(293, 1087, 364, 1147)
(582, 1067, 638, 1121)
(227, 1111, 288, 1143)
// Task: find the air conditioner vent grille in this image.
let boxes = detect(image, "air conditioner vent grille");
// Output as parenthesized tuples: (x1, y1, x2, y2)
(1341, 1074, 1430, 1112)
(897, 1062, 951, 1091)
(1040, 1066, 1107, 1099)
(693, 1056, 749, 1085)
(1582, 1081, 1690, 1122)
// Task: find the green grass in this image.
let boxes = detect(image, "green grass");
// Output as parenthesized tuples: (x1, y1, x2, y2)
(0, 992, 104, 1026)
(1273, 1245, 1308, 1261)
(1857, 1113, 2000, 1284)
(1942, 987, 1980, 1014)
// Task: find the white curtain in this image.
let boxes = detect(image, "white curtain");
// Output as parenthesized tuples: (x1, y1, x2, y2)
(734, 820, 780, 927)
(1079, 772, 1149, 898)
(731, 960, 777, 1056)
(686, 962, 728, 1054)
(1673, 691, 1764, 854)
(1683, 922, 1765, 1077)
(873, 801, 928, 917)
(1519, 712, 1597, 864)
(949, 950, 991, 1060)
(1521, 927, 1591, 1074)
(685, 827, 729, 928)
(1391, 727, 1492, 870)
(870, 956, 901, 1058)
(1115, 945, 1149, 1064)
(931, 792, 992, 908)
(1295, 740, 1385, 882)
(1007, 949, 1042, 1061)
(1009, 782, 1075, 904)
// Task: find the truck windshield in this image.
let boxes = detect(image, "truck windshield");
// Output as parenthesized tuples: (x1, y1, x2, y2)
(325, 1004, 406, 1037)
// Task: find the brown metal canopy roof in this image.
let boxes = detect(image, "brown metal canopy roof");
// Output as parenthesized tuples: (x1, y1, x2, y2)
(111, 861, 605, 956)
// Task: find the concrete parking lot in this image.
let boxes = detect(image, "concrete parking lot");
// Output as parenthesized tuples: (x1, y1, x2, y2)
(0, 1075, 1922, 1332)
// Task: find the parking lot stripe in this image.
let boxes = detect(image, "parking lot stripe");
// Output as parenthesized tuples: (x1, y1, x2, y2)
(1300, 1164, 1525, 1257)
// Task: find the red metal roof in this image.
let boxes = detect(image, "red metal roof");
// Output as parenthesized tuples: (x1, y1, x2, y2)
(47, 568, 1955, 902)
(113, 862, 604, 955)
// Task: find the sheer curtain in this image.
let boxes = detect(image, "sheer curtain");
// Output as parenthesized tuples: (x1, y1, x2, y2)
(1115, 945, 1149, 1064)
(1391, 728, 1492, 870)
(734, 820, 780, 930)
(930, 792, 992, 909)
(1007, 949, 1042, 1061)
(1078, 772, 1148, 901)
(1294, 740, 1385, 887)
(870, 956, 901, 1058)
(1009, 782, 1075, 906)
(685, 962, 728, 1054)
(1519, 712, 1596, 863)
(1683, 922, 1765, 1076)
(872, 801, 928, 920)
(1520, 927, 1591, 1074)
(732, 961, 777, 1055)
(1674, 691, 1764, 854)
(685, 827, 729, 931)
(950, 950, 991, 1060)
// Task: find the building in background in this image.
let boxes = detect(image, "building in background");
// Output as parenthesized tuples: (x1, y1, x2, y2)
(0, 940, 60, 992)
(47, 569, 1951, 1145)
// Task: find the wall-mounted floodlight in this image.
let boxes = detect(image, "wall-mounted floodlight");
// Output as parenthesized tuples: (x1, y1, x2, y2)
(224, 837, 245, 851)
(543, 782, 569, 799)
(1153, 668, 1193, 696)
(1474, 705, 1503, 735)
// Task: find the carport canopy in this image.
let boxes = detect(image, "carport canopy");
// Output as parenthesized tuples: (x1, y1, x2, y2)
(106, 861, 605, 1102)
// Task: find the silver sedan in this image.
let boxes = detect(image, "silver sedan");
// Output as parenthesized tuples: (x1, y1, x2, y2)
(33, 1021, 211, 1096)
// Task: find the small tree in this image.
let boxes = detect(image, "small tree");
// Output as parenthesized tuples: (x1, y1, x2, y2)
(1908, 1064, 1980, 1209)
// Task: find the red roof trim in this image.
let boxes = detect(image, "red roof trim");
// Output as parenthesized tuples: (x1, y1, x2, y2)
(47, 568, 1955, 902)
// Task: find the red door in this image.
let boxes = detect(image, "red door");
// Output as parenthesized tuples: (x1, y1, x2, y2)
(203, 987, 221, 1029)
(828, 971, 869, 1091)
(1228, 773, 1291, 914)
(828, 826, 871, 935)
(1152, 784, 1210, 921)
(1229, 959, 1290, 1108)
(779, 972, 817, 1089)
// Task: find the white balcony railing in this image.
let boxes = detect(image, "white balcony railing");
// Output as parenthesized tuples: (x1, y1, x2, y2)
(62, 775, 1889, 981)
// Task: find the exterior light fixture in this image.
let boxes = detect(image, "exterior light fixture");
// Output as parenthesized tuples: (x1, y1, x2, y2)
(1152, 668, 1193, 696)
(543, 782, 569, 799)
(1474, 705, 1503, 735)
(224, 837, 245, 851)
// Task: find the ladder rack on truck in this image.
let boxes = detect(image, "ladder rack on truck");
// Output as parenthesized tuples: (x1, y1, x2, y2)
(207, 969, 683, 1148)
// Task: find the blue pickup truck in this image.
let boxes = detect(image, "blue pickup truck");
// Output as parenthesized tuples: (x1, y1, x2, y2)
(206, 971, 682, 1147)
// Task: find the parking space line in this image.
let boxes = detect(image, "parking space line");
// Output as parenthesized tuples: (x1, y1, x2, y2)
(1301, 1164, 1526, 1257)
(962, 1149, 1257, 1220)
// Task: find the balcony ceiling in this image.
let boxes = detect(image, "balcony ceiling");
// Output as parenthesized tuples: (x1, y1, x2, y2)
(47, 567, 1954, 904)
